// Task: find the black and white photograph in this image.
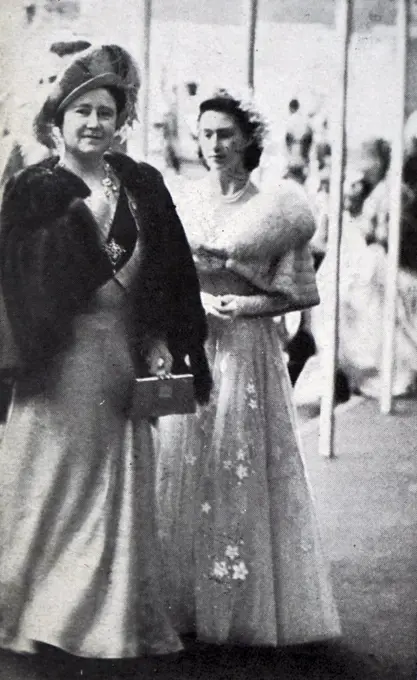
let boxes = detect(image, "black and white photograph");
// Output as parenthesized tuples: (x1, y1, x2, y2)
(0, 1, 416, 678)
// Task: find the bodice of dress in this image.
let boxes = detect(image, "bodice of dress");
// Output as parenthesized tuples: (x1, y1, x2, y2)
(87, 185, 143, 320)
(91, 184, 143, 294)
(175, 178, 260, 297)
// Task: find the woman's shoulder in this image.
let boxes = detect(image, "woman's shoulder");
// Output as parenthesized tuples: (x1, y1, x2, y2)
(271, 177, 310, 204)
(249, 177, 312, 222)
(105, 151, 164, 186)
(5, 155, 89, 191)
(5, 156, 58, 189)
(1, 156, 89, 221)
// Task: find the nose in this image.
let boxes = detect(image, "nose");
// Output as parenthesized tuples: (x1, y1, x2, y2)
(86, 110, 99, 127)
(212, 134, 222, 153)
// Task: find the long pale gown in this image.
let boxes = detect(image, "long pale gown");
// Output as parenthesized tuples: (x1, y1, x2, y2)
(0, 188, 181, 659)
(294, 208, 417, 406)
(156, 179, 341, 646)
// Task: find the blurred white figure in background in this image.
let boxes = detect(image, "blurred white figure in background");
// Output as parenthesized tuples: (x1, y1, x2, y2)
(1, 35, 92, 189)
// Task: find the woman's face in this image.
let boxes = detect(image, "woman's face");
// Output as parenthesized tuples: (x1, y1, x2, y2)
(61, 88, 118, 159)
(198, 110, 248, 174)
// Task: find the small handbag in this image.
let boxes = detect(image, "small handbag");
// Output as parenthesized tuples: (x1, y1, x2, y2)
(133, 373, 196, 419)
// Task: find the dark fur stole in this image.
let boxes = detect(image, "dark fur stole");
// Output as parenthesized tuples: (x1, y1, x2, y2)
(0, 154, 212, 403)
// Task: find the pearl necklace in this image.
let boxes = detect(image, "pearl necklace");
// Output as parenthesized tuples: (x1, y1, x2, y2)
(219, 177, 251, 204)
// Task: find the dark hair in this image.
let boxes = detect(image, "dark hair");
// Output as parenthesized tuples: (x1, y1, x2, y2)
(197, 93, 264, 172)
(186, 81, 198, 96)
(360, 138, 391, 180)
(54, 85, 126, 128)
(289, 98, 300, 113)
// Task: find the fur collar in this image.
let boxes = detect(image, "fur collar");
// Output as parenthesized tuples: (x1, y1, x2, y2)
(35, 151, 160, 194)
(188, 178, 316, 264)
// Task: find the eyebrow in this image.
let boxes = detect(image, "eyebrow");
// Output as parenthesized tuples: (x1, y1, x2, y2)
(201, 126, 234, 132)
(74, 103, 115, 112)
(74, 101, 114, 107)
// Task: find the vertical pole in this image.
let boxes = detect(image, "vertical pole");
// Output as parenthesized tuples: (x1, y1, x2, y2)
(380, 0, 408, 414)
(318, 0, 351, 458)
(245, 0, 258, 91)
(139, 0, 152, 159)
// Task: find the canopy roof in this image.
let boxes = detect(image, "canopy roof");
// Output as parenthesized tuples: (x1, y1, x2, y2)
(152, 0, 415, 30)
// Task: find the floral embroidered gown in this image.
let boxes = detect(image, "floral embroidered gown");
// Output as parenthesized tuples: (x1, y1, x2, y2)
(156, 179, 341, 646)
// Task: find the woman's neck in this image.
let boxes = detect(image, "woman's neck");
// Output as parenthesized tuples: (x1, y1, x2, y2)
(60, 152, 105, 182)
(209, 166, 251, 198)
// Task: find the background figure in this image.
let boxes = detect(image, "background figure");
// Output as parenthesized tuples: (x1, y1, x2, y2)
(0, 37, 92, 191)
(154, 82, 182, 173)
(180, 80, 201, 162)
(283, 97, 313, 185)
(295, 134, 417, 407)
(306, 114, 331, 265)
(282, 106, 327, 386)
(156, 88, 341, 648)
(0, 44, 210, 661)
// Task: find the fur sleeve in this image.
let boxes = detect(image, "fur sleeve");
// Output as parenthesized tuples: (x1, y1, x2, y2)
(225, 244, 320, 309)
(0, 165, 113, 368)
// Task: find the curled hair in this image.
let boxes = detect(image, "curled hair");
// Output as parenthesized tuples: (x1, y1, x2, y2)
(197, 88, 267, 172)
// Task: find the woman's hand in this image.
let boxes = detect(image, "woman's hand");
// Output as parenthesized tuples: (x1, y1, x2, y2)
(216, 293, 294, 318)
(215, 294, 248, 319)
(202, 292, 285, 320)
(201, 292, 232, 320)
(146, 339, 173, 377)
(202, 294, 258, 320)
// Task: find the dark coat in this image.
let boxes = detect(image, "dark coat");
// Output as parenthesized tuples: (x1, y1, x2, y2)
(0, 152, 212, 403)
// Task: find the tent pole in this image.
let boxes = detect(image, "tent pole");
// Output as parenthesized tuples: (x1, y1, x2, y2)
(139, 0, 152, 159)
(318, 0, 352, 458)
(244, 0, 258, 91)
(380, 0, 408, 414)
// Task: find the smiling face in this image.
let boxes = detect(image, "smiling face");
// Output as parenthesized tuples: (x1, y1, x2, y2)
(198, 110, 248, 175)
(61, 87, 118, 160)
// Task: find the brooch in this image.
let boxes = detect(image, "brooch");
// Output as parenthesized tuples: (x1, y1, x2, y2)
(105, 238, 126, 268)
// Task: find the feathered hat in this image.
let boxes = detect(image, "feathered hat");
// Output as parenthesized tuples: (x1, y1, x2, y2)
(34, 44, 141, 147)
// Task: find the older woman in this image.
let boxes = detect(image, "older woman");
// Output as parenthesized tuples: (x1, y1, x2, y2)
(156, 89, 341, 647)
(0, 44, 211, 659)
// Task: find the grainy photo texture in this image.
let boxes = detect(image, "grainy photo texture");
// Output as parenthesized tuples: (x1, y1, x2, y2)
(0, 2, 416, 679)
